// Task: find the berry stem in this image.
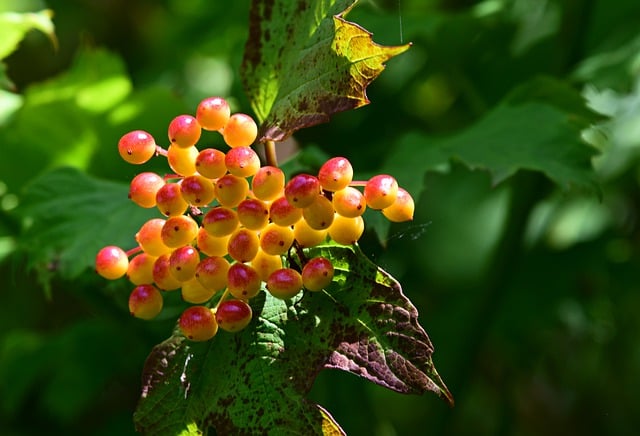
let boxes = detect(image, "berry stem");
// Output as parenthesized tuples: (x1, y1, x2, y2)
(155, 145, 168, 157)
(125, 246, 143, 258)
(264, 140, 278, 167)
(214, 288, 231, 310)
(349, 180, 367, 187)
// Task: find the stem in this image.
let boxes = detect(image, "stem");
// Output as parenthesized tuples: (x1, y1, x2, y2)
(125, 246, 143, 257)
(213, 288, 231, 310)
(349, 180, 367, 187)
(264, 140, 278, 167)
(155, 145, 168, 157)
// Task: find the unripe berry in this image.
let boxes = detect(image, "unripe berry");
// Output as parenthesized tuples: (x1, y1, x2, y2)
(129, 172, 165, 208)
(318, 157, 353, 191)
(225, 146, 260, 178)
(223, 113, 258, 148)
(195, 256, 230, 292)
(293, 219, 327, 248)
(161, 215, 199, 248)
(136, 218, 172, 257)
(180, 174, 216, 206)
(196, 96, 230, 131)
(203, 207, 239, 237)
(95, 245, 129, 280)
(168, 114, 201, 148)
(196, 228, 230, 257)
(118, 130, 156, 165)
(167, 144, 198, 177)
(129, 284, 163, 320)
(269, 196, 303, 227)
(237, 198, 270, 230)
(285, 174, 321, 208)
(156, 183, 189, 217)
(252, 166, 285, 201)
(332, 186, 366, 218)
(195, 148, 227, 179)
(179, 306, 218, 341)
(181, 277, 216, 304)
(152, 253, 181, 291)
(302, 195, 334, 230)
(227, 262, 262, 300)
(302, 257, 334, 291)
(215, 174, 249, 208)
(259, 223, 294, 256)
(382, 188, 415, 222)
(251, 249, 283, 282)
(227, 228, 260, 262)
(364, 174, 398, 210)
(126, 253, 157, 285)
(215, 299, 253, 332)
(328, 215, 364, 245)
(267, 268, 303, 300)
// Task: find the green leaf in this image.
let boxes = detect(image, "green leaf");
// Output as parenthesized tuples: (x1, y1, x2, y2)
(0, 9, 56, 60)
(241, 0, 409, 142)
(134, 244, 452, 435)
(15, 167, 157, 279)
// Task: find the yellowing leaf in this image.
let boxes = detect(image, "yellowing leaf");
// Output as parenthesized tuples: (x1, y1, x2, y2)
(241, 0, 409, 142)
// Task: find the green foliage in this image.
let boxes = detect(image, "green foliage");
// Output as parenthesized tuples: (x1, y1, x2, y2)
(1, 0, 640, 435)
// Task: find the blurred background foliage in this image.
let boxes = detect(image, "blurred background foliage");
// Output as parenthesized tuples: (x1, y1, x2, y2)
(1, 0, 639, 434)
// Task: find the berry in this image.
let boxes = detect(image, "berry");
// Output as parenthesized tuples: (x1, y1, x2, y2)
(136, 218, 171, 256)
(127, 253, 157, 285)
(284, 174, 321, 208)
(269, 196, 303, 227)
(364, 174, 398, 210)
(328, 215, 364, 245)
(195, 148, 227, 179)
(259, 223, 294, 256)
(196, 228, 230, 257)
(302, 257, 334, 291)
(251, 249, 283, 282)
(152, 253, 181, 291)
(223, 113, 258, 148)
(156, 183, 189, 217)
(168, 114, 201, 148)
(181, 277, 216, 304)
(252, 166, 285, 201)
(129, 172, 165, 208)
(382, 187, 415, 222)
(225, 146, 260, 178)
(118, 130, 156, 165)
(302, 195, 334, 230)
(215, 300, 253, 332)
(318, 157, 353, 191)
(332, 186, 366, 218)
(169, 245, 200, 282)
(167, 144, 198, 177)
(236, 198, 270, 230)
(293, 219, 327, 248)
(179, 306, 218, 341)
(196, 96, 230, 131)
(161, 215, 199, 248)
(227, 262, 262, 300)
(95, 245, 129, 280)
(202, 206, 239, 237)
(227, 228, 260, 262)
(129, 284, 163, 320)
(180, 174, 216, 206)
(267, 268, 303, 300)
(195, 256, 230, 292)
(215, 174, 249, 207)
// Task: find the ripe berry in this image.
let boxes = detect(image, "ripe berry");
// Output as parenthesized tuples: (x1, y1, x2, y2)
(227, 228, 260, 262)
(269, 196, 303, 227)
(180, 174, 216, 206)
(266, 268, 303, 300)
(225, 146, 260, 178)
(195, 256, 230, 292)
(118, 130, 156, 165)
(129, 284, 163, 320)
(95, 245, 129, 280)
(302, 257, 334, 291)
(168, 114, 201, 148)
(179, 306, 218, 341)
(168, 245, 200, 282)
(129, 172, 165, 208)
(227, 262, 262, 300)
(382, 187, 415, 222)
(318, 157, 353, 191)
(196, 96, 230, 131)
(215, 299, 253, 333)
(195, 148, 227, 179)
(363, 174, 398, 210)
(222, 113, 258, 148)
(156, 183, 189, 217)
(284, 174, 321, 208)
(236, 198, 269, 230)
(152, 253, 181, 291)
(202, 207, 239, 237)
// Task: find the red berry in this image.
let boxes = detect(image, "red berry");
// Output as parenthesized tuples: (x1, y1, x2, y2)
(118, 130, 156, 164)
(129, 284, 163, 320)
(215, 299, 253, 332)
(302, 257, 334, 291)
(284, 174, 321, 208)
(129, 172, 165, 208)
(196, 96, 230, 131)
(318, 157, 353, 191)
(95, 245, 129, 280)
(266, 268, 303, 299)
(227, 262, 262, 299)
(364, 175, 398, 210)
(179, 306, 218, 341)
(168, 114, 201, 148)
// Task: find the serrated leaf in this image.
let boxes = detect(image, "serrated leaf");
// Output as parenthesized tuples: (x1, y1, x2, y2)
(134, 244, 451, 435)
(15, 167, 157, 279)
(241, 0, 409, 142)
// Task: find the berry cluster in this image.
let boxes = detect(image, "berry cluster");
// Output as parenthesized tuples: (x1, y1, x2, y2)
(95, 96, 414, 342)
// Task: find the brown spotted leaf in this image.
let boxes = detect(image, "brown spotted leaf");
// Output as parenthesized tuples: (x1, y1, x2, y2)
(133, 244, 452, 435)
(241, 0, 410, 142)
